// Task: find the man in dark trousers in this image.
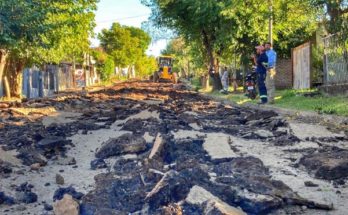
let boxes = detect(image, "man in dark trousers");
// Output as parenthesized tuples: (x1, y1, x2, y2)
(253, 45, 269, 104)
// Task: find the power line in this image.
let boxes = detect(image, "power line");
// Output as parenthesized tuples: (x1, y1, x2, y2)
(96, 14, 150, 24)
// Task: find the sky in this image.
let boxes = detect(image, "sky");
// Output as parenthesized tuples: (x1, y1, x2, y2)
(92, 0, 167, 56)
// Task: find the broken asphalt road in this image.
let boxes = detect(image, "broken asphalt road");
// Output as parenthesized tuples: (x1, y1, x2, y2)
(0, 81, 348, 215)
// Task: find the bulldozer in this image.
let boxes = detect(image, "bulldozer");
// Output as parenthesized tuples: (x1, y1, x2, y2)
(152, 56, 178, 84)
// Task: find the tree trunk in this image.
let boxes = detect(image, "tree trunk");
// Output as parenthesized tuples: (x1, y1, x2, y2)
(3, 76, 11, 99)
(5, 58, 25, 98)
(201, 29, 222, 91)
(0, 50, 9, 97)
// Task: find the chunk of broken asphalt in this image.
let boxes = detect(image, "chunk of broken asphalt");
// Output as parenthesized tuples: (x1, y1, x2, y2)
(95, 134, 147, 159)
(90, 158, 107, 170)
(15, 183, 38, 204)
(304, 181, 319, 187)
(0, 192, 15, 205)
(53, 186, 84, 201)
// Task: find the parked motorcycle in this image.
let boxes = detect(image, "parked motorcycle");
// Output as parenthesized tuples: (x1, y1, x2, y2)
(245, 68, 258, 100)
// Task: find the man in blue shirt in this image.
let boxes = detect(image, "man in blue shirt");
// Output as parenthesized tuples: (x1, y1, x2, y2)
(253, 45, 268, 104)
(265, 42, 277, 104)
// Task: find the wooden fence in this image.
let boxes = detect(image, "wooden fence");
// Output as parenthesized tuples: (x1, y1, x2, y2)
(292, 42, 311, 89)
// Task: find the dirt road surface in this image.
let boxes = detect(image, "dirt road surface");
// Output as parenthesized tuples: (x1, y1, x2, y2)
(1, 81, 348, 215)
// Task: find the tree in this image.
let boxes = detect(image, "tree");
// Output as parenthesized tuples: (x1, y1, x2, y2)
(311, 0, 348, 42)
(0, 0, 98, 98)
(92, 48, 115, 81)
(99, 23, 151, 68)
(220, 0, 318, 60)
(100, 57, 115, 81)
(0, 0, 51, 97)
(98, 23, 153, 78)
(142, 0, 236, 90)
(143, 0, 320, 90)
(134, 56, 158, 79)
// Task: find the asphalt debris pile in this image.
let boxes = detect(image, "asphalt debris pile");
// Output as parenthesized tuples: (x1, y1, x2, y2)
(0, 85, 143, 167)
(78, 82, 335, 214)
(299, 146, 348, 181)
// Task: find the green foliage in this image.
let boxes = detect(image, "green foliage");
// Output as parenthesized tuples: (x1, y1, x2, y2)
(190, 77, 202, 91)
(220, 0, 318, 58)
(144, 0, 319, 71)
(208, 89, 348, 116)
(98, 22, 155, 80)
(100, 57, 115, 81)
(92, 48, 115, 81)
(134, 56, 158, 78)
(312, 45, 324, 83)
(34, 1, 98, 64)
(311, 0, 348, 42)
(0, 0, 50, 50)
(0, 0, 98, 64)
(0, 0, 98, 97)
(98, 23, 151, 68)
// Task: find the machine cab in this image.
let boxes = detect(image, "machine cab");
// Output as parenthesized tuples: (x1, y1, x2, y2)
(157, 56, 174, 79)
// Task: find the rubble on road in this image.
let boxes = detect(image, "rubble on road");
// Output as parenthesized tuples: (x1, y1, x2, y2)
(14, 183, 38, 204)
(0, 81, 347, 214)
(0, 159, 13, 177)
(96, 134, 148, 159)
(299, 147, 348, 181)
(0, 192, 15, 206)
(53, 186, 84, 201)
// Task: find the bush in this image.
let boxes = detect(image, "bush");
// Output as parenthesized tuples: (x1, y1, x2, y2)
(100, 57, 115, 81)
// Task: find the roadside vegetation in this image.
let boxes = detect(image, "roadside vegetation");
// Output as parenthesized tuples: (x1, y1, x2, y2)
(204, 87, 348, 117)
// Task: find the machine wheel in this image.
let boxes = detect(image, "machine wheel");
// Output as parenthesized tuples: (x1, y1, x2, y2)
(153, 71, 159, 82)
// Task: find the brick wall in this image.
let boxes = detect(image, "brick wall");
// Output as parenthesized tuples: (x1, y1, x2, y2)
(275, 58, 292, 89)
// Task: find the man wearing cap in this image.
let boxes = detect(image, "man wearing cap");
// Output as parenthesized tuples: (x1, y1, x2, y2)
(265, 42, 277, 104)
(253, 45, 268, 104)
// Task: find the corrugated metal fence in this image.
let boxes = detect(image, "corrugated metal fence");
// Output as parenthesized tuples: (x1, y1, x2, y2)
(22, 64, 74, 99)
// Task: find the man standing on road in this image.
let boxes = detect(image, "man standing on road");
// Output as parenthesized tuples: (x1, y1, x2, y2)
(265, 42, 277, 104)
(253, 45, 268, 104)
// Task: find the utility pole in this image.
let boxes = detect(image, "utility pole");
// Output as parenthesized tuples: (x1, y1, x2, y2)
(269, 0, 273, 46)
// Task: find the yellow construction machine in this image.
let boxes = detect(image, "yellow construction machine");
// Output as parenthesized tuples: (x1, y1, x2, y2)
(153, 56, 177, 83)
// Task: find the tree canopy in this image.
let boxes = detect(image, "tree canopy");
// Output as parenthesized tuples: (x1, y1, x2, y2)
(0, 0, 98, 97)
(99, 23, 151, 68)
(98, 22, 156, 78)
(143, 0, 321, 90)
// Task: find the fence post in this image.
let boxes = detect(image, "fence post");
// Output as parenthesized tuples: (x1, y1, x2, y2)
(28, 69, 32, 98)
(38, 71, 43, 98)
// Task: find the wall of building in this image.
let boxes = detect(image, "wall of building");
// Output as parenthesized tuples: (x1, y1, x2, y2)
(275, 58, 293, 89)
